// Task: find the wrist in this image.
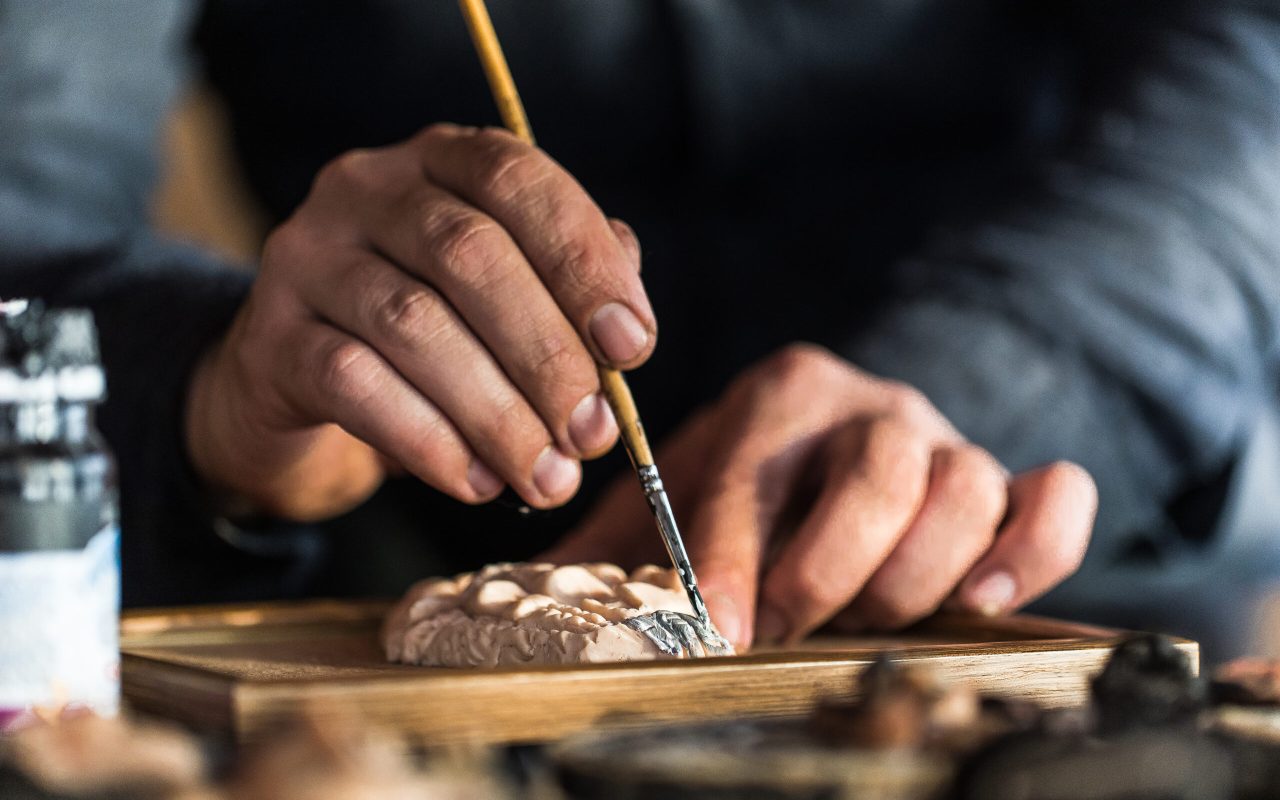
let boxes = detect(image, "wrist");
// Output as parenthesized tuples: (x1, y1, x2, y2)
(182, 335, 386, 522)
(184, 337, 259, 514)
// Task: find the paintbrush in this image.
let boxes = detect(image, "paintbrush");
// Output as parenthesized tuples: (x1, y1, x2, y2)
(455, 0, 727, 656)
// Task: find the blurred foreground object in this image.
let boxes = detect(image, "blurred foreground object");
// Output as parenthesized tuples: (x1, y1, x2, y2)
(0, 707, 519, 800)
(956, 634, 1280, 800)
(0, 713, 204, 799)
(7, 640, 1280, 798)
(150, 88, 267, 266)
(0, 302, 118, 729)
(1210, 658, 1280, 749)
(808, 657, 979, 750)
(557, 635, 1280, 799)
(1212, 658, 1280, 707)
(228, 704, 514, 800)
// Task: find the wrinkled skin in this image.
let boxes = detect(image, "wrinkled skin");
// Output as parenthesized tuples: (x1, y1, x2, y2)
(184, 128, 1095, 647)
(546, 345, 1095, 649)
(186, 124, 647, 520)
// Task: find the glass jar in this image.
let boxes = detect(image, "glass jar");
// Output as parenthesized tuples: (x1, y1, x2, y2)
(0, 300, 118, 729)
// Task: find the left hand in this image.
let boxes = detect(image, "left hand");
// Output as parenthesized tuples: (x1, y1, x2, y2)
(543, 344, 1096, 650)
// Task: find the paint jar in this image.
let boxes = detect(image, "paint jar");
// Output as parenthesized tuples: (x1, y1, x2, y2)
(0, 300, 118, 729)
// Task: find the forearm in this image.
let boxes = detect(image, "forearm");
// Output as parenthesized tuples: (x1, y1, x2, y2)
(846, 1, 1280, 557)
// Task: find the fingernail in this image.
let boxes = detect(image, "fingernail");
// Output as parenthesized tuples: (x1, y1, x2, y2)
(755, 606, 790, 647)
(704, 590, 742, 649)
(467, 460, 503, 498)
(532, 446, 580, 500)
(589, 302, 649, 365)
(966, 571, 1017, 616)
(568, 393, 618, 454)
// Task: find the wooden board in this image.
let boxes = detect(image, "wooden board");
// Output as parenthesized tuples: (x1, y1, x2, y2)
(120, 601, 1197, 746)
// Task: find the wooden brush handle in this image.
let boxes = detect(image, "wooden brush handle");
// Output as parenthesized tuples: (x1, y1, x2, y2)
(457, 0, 535, 144)
(598, 367, 655, 468)
(457, 0, 657, 471)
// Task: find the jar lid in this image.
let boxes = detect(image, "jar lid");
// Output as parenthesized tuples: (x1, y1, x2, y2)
(0, 300, 105, 402)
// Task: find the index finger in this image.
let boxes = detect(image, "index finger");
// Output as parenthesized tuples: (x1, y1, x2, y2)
(754, 417, 931, 645)
(684, 423, 838, 651)
(415, 124, 656, 368)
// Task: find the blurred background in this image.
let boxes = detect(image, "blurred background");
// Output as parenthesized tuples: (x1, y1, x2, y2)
(151, 87, 266, 266)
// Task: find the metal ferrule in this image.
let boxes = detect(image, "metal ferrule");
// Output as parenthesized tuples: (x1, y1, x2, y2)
(637, 464, 663, 495)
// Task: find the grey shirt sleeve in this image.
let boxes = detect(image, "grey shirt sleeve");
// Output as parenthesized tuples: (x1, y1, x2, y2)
(847, 2, 1280, 565)
(0, 1, 308, 604)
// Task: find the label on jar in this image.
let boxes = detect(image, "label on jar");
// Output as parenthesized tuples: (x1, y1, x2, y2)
(0, 525, 119, 730)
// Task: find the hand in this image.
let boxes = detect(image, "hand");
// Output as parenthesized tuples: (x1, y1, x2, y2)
(185, 124, 651, 520)
(545, 344, 1096, 649)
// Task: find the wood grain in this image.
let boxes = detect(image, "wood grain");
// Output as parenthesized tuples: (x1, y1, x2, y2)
(120, 601, 1197, 746)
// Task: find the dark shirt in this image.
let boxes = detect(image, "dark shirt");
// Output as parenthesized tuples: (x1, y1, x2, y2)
(3, 1, 1278, 606)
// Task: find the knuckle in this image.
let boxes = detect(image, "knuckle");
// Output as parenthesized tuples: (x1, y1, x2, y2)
(261, 223, 312, 271)
(424, 209, 507, 284)
(419, 121, 459, 145)
(371, 285, 444, 349)
(863, 416, 927, 472)
(475, 139, 544, 202)
(762, 342, 834, 385)
(854, 417, 929, 507)
(722, 364, 767, 409)
(315, 148, 378, 193)
(936, 445, 1008, 521)
(316, 340, 377, 404)
(546, 238, 610, 297)
(529, 335, 595, 396)
(403, 424, 465, 478)
(483, 399, 546, 462)
(1043, 460, 1099, 511)
(533, 335, 588, 378)
(882, 381, 935, 423)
